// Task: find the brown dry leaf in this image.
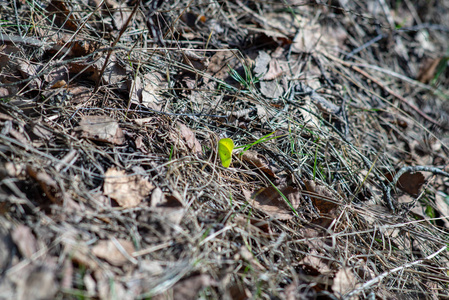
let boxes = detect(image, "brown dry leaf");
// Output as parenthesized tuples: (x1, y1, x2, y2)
(205, 50, 242, 88)
(26, 166, 67, 205)
(66, 85, 92, 104)
(43, 64, 69, 88)
(227, 282, 252, 300)
(254, 51, 271, 78)
(249, 186, 301, 220)
(128, 76, 142, 105)
(103, 168, 154, 208)
(384, 171, 425, 196)
(332, 268, 358, 297)
(291, 23, 346, 55)
(18, 61, 41, 89)
(434, 193, 449, 228)
(91, 56, 127, 89)
(31, 123, 53, 141)
(176, 122, 202, 155)
(61, 232, 99, 270)
(141, 72, 166, 111)
(300, 96, 321, 129)
(304, 180, 339, 216)
(417, 57, 442, 83)
(69, 55, 126, 89)
(92, 239, 135, 267)
(299, 252, 333, 276)
(150, 187, 165, 207)
(17, 265, 59, 300)
(154, 274, 215, 300)
(262, 59, 285, 80)
(153, 191, 185, 225)
(76, 115, 125, 145)
(240, 150, 276, 177)
(11, 225, 38, 259)
(259, 80, 284, 99)
(112, 5, 131, 30)
(46, 0, 79, 32)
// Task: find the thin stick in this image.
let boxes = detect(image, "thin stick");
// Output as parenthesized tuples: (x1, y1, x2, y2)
(324, 53, 443, 128)
(95, 0, 141, 96)
(345, 246, 447, 299)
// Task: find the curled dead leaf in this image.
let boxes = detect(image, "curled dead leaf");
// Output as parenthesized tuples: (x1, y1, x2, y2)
(384, 171, 425, 196)
(76, 115, 125, 145)
(92, 239, 135, 267)
(246, 186, 301, 220)
(175, 122, 202, 155)
(240, 150, 276, 177)
(304, 180, 339, 216)
(103, 168, 154, 208)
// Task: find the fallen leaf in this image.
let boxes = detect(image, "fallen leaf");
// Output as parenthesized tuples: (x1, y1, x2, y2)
(103, 168, 154, 208)
(177, 122, 202, 155)
(254, 51, 271, 78)
(218, 138, 234, 168)
(262, 59, 284, 80)
(384, 171, 425, 196)
(46, 0, 79, 31)
(240, 150, 276, 177)
(92, 239, 135, 266)
(259, 80, 284, 99)
(66, 85, 92, 104)
(128, 76, 142, 106)
(150, 187, 165, 207)
(249, 186, 301, 220)
(291, 23, 347, 54)
(417, 57, 442, 83)
(332, 268, 358, 297)
(435, 193, 449, 228)
(153, 191, 185, 225)
(299, 251, 333, 275)
(304, 180, 339, 216)
(205, 50, 242, 88)
(17, 265, 58, 300)
(112, 4, 131, 30)
(11, 225, 38, 259)
(61, 232, 99, 270)
(76, 115, 125, 145)
(154, 274, 215, 300)
(18, 61, 41, 89)
(43, 64, 69, 88)
(26, 166, 70, 205)
(140, 72, 166, 111)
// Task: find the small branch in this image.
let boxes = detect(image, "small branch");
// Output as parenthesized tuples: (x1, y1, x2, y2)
(385, 166, 449, 212)
(345, 246, 447, 299)
(324, 53, 443, 128)
(95, 0, 141, 95)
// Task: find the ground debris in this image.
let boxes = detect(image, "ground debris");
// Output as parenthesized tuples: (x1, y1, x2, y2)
(1, 0, 449, 299)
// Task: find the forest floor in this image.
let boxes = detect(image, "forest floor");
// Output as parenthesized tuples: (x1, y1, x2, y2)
(1, 0, 449, 299)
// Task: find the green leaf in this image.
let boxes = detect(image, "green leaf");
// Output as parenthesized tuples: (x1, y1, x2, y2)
(218, 138, 235, 168)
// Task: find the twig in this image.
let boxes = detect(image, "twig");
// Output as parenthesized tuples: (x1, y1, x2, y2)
(344, 246, 447, 299)
(324, 53, 443, 128)
(386, 166, 449, 212)
(95, 0, 141, 95)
